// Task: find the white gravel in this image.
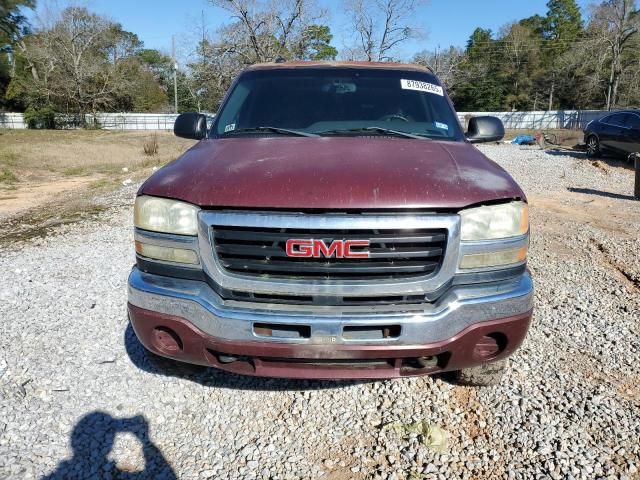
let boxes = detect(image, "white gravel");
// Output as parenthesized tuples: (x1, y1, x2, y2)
(0, 144, 639, 479)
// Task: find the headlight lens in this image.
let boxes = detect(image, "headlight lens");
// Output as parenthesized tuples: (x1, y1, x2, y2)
(460, 201, 528, 241)
(134, 196, 200, 236)
(459, 246, 528, 269)
(135, 241, 199, 265)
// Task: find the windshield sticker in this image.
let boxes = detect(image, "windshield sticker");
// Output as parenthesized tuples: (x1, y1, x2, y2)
(400, 79, 444, 96)
(435, 121, 449, 130)
(224, 123, 236, 133)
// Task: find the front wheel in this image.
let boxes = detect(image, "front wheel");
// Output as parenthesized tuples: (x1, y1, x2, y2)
(452, 359, 507, 387)
(586, 135, 601, 158)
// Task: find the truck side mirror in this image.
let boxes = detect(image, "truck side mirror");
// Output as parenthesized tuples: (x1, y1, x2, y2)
(466, 116, 504, 144)
(174, 113, 207, 140)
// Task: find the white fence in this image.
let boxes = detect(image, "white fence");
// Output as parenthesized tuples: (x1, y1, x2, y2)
(1, 110, 609, 130)
(0, 113, 26, 129)
(0, 113, 196, 130)
(456, 110, 605, 130)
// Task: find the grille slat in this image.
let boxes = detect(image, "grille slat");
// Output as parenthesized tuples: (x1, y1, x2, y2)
(220, 259, 439, 274)
(213, 228, 446, 244)
(212, 224, 447, 281)
(368, 248, 442, 258)
(216, 244, 442, 259)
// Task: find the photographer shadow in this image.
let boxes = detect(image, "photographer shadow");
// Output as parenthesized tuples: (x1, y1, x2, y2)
(41, 411, 176, 480)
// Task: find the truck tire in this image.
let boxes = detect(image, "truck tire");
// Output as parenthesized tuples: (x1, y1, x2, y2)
(453, 359, 507, 387)
(145, 349, 206, 377)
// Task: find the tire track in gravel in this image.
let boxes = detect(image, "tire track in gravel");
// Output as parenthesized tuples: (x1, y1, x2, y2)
(589, 238, 640, 293)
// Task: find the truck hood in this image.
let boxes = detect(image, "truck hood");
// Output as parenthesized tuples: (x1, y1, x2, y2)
(140, 137, 525, 210)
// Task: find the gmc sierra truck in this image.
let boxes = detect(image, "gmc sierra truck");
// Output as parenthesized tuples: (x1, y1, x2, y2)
(128, 61, 533, 385)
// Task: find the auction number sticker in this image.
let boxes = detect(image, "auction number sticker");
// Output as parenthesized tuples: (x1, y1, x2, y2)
(401, 79, 444, 96)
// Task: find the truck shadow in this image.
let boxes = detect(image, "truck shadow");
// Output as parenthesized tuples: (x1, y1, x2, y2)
(124, 323, 368, 391)
(41, 411, 176, 480)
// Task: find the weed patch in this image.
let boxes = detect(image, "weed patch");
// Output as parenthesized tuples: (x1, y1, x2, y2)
(0, 169, 18, 184)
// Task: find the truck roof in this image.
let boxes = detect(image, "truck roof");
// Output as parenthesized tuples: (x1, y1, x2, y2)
(246, 60, 433, 73)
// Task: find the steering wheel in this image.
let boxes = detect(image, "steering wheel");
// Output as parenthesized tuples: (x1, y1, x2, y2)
(378, 114, 410, 122)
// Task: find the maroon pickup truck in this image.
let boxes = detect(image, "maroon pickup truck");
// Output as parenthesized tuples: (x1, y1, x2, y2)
(128, 61, 533, 385)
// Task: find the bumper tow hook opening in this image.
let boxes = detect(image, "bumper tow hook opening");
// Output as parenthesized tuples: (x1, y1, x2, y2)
(402, 355, 440, 371)
(416, 356, 438, 368)
(218, 354, 239, 364)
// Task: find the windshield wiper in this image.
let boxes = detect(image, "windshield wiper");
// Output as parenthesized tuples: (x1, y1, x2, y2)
(317, 127, 430, 140)
(224, 126, 319, 137)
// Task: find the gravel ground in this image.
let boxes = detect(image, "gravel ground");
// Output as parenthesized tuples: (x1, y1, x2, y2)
(0, 144, 639, 480)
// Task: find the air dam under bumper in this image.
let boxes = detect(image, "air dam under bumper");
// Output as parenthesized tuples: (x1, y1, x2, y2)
(128, 268, 533, 379)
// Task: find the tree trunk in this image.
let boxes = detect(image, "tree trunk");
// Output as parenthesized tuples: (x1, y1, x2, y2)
(548, 81, 555, 111)
(607, 43, 621, 111)
(606, 59, 615, 110)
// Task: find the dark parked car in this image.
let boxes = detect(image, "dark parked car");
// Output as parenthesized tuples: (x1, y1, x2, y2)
(584, 110, 640, 159)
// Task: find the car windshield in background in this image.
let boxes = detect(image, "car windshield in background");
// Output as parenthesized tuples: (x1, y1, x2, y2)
(213, 68, 463, 141)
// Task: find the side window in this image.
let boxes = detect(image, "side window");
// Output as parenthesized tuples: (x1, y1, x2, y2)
(625, 113, 640, 129)
(605, 113, 627, 127)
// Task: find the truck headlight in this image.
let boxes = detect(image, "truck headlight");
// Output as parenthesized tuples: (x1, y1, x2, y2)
(134, 196, 200, 236)
(459, 246, 528, 269)
(460, 201, 528, 241)
(134, 241, 199, 265)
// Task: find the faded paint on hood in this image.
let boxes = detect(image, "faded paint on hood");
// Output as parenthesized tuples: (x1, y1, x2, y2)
(140, 137, 525, 210)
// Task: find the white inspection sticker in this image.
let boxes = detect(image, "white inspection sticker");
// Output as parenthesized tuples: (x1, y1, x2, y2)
(401, 79, 444, 96)
(435, 121, 449, 130)
(224, 123, 236, 132)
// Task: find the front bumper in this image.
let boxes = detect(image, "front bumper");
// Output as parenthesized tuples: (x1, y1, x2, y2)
(127, 267, 533, 379)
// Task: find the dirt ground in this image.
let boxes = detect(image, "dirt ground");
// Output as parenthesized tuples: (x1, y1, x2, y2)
(0, 130, 195, 220)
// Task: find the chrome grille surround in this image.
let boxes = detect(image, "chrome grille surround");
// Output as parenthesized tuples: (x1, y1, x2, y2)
(198, 211, 461, 297)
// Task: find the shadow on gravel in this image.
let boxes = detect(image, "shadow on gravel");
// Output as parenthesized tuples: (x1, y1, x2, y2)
(124, 323, 368, 391)
(567, 187, 638, 201)
(543, 148, 588, 159)
(545, 149, 637, 170)
(41, 412, 176, 480)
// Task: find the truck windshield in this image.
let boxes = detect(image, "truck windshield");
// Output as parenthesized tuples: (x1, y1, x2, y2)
(213, 68, 464, 141)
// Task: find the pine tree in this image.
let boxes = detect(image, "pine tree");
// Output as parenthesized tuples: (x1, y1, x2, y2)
(545, 0, 584, 46)
(541, 0, 584, 109)
(452, 29, 504, 110)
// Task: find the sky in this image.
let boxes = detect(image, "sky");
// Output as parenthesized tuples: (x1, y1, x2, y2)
(28, 0, 594, 62)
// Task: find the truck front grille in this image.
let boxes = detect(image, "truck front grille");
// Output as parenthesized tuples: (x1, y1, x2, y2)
(211, 225, 447, 281)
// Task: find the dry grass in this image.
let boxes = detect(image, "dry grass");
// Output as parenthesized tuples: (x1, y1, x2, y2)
(0, 129, 196, 220)
(0, 129, 194, 180)
(143, 134, 159, 156)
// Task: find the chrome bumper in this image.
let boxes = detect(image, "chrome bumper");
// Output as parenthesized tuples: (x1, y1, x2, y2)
(127, 267, 534, 346)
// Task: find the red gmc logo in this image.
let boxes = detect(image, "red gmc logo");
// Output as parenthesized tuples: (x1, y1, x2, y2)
(285, 239, 370, 258)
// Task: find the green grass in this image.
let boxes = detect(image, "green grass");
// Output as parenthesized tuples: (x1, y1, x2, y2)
(62, 166, 86, 176)
(0, 168, 19, 185)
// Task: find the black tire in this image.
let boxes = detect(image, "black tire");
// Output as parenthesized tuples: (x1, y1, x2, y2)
(452, 359, 507, 387)
(145, 349, 207, 377)
(586, 135, 601, 158)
